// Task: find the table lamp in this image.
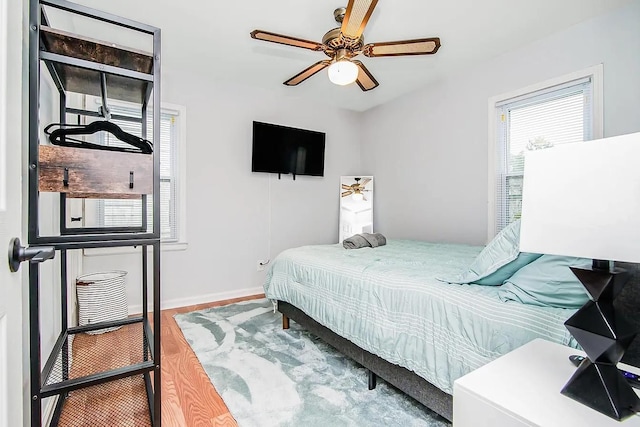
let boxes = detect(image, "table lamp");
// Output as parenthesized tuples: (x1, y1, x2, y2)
(518, 131, 640, 420)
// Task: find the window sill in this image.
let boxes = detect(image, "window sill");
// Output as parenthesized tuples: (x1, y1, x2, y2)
(83, 241, 188, 257)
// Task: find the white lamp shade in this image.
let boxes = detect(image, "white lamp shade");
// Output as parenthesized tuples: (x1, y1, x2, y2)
(351, 192, 364, 201)
(519, 132, 640, 263)
(328, 60, 358, 86)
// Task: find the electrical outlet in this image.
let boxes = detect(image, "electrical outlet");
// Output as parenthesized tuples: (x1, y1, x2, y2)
(257, 260, 265, 271)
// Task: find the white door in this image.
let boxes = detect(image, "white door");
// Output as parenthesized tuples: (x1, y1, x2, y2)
(1, 0, 25, 425)
(0, 211, 23, 427)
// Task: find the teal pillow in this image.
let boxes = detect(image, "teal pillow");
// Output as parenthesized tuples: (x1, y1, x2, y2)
(498, 255, 591, 308)
(437, 220, 542, 285)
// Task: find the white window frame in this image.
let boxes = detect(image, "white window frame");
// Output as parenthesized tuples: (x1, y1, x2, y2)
(487, 64, 603, 242)
(84, 102, 187, 256)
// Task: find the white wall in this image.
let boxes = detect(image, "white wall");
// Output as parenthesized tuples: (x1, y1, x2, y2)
(82, 77, 362, 310)
(361, 0, 640, 245)
(82, 1, 640, 309)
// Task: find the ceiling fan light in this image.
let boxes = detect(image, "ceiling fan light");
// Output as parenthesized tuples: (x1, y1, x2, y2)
(328, 60, 358, 86)
(352, 192, 364, 201)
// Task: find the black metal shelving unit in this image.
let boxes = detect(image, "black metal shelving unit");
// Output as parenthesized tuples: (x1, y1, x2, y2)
(27, 1, 161, 425)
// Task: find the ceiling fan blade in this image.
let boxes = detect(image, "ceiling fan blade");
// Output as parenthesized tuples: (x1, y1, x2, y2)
(352, 60, 379, 92)
(363, 38, 441, 57)
(341, 0, 379, 40)
(342, 184, 353, 191)
(360, 178, 371, 186)
(284, 60, 331, 86)
(250, 30, 325, 51)
(342, 190, 354, 197)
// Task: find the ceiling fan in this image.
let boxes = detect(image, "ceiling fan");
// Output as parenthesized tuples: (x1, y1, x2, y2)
(250, 0, 441, 91)
(342, 177, 371, 200)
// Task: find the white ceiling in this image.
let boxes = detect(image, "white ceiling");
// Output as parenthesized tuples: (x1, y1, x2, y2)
(57, 0, 632, 112)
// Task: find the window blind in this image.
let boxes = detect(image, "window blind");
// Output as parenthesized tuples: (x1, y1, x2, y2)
(97, 102, 178, 241)
(495, 78, 593, 234)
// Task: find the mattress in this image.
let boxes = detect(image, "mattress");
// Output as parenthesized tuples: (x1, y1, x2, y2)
(264, 240, 579, 394)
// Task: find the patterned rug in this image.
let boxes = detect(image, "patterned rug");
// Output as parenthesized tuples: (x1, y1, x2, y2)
(174, 299, 449, 427)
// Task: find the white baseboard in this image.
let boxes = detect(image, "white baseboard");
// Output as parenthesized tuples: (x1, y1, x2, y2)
(128, 286, 265, 314)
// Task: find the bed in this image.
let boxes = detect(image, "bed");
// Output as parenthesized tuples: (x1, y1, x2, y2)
(264, 235, 598, 420)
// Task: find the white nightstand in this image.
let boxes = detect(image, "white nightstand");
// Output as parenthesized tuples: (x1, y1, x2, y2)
(453, 338, 640, 426)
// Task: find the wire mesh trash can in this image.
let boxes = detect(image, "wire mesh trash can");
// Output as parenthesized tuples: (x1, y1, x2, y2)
(76, 271, 128, 335)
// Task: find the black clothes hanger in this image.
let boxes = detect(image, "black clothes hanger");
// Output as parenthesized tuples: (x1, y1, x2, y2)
(44, 121, 153, 154)
(45, 72, 152, 154)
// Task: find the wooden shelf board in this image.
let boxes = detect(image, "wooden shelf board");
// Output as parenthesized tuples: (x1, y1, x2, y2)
(40, 26, 153, 104)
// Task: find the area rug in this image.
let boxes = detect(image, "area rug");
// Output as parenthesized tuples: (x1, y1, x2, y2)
(174, 299, 449, 427)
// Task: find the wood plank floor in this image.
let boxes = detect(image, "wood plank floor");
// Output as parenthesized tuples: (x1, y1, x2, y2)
(63, 293, 264, 426)
(160, 294, 265, 426)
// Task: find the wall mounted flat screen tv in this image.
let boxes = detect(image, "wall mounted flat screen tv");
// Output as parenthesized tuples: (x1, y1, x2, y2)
(252, 121, 326, 177)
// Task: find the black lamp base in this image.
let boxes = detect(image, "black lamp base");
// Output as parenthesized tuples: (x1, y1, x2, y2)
(562, 264, 639, 420)
(561, 359, 640, 420)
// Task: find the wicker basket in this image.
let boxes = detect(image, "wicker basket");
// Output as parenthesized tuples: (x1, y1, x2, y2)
(76, 271, 128, 335)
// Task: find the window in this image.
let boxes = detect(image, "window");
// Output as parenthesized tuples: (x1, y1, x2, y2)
(97, 101, 181, 242)
(489, 66, 603, 237)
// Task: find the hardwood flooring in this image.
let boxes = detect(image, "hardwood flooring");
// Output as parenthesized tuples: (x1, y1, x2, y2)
(60, 293, 264, 426)
(160, 294, 266, 426)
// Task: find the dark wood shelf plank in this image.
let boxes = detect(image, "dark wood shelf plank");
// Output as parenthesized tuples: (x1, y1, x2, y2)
(39, 145, 153, 197)
(40, 26, 153, 103)
(40, 25, 153, 73)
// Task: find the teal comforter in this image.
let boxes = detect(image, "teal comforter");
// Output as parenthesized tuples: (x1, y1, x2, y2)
(264, 240, 578, 394)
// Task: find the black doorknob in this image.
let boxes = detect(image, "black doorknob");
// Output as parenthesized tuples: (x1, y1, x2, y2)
(7, 238, 55, 272)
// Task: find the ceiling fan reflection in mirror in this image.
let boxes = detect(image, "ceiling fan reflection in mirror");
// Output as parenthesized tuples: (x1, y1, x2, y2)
(250, 0, 441, 91)
(342, 177, 372, 201)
